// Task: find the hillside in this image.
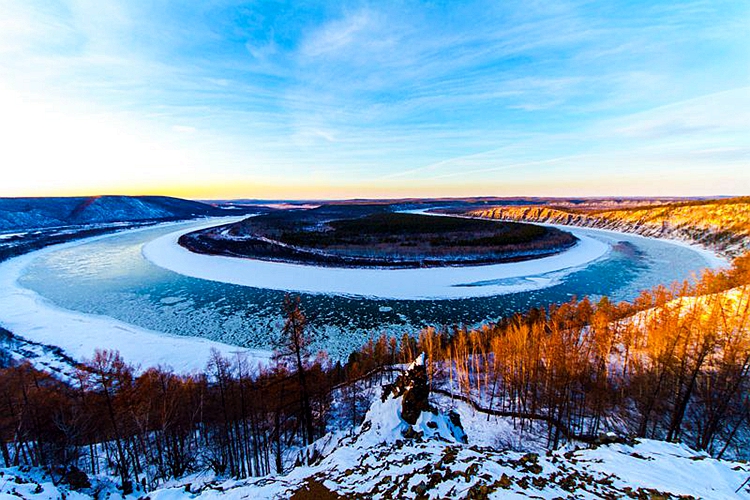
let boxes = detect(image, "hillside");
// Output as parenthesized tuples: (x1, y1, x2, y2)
(3, 358, 748, 499)
(467, 197, 750, 257)
(161, 358, 750, 499)
(0, 195, 232, 231)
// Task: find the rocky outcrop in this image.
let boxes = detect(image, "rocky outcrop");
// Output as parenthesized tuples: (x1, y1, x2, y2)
(361, 354, 467, 445)
(381, 353, 433, 425)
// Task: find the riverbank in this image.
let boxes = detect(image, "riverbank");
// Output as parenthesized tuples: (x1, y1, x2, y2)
(144, 221, 610, 300)
(0, 219, 269, 374)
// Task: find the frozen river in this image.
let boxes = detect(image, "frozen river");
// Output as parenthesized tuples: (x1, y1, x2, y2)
(1, 217, 724, 365)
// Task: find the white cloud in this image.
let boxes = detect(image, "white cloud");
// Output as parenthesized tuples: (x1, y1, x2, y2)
(299, 10, 378, 59)
(614, 87, 750, 140)
(0, 1, 747, 197)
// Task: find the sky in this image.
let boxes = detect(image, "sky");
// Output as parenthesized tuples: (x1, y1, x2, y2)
(0, 1, 748, 200)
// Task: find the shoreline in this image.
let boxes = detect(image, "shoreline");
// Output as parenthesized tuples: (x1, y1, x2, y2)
(143, 220, 611, 300)
(0, 218, 269, 374)
(178, 213, 579, 269)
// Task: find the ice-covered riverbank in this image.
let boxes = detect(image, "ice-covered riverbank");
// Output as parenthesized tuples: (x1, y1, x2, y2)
(0, 221, 269, 374)
(143, 224, 611, 300)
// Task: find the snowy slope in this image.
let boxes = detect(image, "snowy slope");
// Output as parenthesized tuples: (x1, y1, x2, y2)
(0, 195, 227, 231)
(3, 429, 747, 499)
(4, 359, 746, 499)
(145, 384, 749, 500)
(0, 370, 750, 500)
(149, 354, 750, 498)
(143, 402, 750, 499)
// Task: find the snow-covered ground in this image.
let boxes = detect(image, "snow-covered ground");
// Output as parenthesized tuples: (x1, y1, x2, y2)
(4, 439, 746, 500)
(143, 223, 612, 300)
(0, 232, 26, 240)
(0, 222, 270, 374)
(137, 380, 750, 499)
(4, 375, 746, 500)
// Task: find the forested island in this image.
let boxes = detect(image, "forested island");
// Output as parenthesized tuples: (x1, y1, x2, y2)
(179, 207, 577, 268)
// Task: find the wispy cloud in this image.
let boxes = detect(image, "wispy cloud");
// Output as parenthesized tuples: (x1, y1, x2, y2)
(299, 10, 380, 59)
(0, 0, 748, 197)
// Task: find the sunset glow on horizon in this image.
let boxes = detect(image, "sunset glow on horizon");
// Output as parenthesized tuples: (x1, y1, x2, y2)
(1, 1, 748, 200)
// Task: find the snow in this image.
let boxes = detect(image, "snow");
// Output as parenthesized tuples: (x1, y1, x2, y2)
(3, 385, 748, 499)
(353, 357, 466, 449)
(6, 436, 746, 499)
(356, 391, 466, 447)
(0, 232, 25, 240)
(569, 440, 748, 499)
(356, 394, 411, 446)
(0, 468, 91, 500)
(139, 397, 750, 499)
(445, 397, 549, 450)
(0, 224, 270, 373)
(142, 220, 612, 300)
(411, 352, 426, 367)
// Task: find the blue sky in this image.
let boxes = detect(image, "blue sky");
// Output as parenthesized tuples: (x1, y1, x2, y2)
(0, 0, 748, 199)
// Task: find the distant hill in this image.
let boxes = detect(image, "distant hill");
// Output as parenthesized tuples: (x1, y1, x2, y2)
(0, 195, 234, 231)
(468, 196, 750, 257)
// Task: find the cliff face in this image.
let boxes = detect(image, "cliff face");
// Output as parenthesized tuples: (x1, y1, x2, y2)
(470, 198, 750, 257)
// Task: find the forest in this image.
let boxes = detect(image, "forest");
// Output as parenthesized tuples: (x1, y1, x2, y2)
(2, 252, 749, 494)
(180, 211, 577, 268)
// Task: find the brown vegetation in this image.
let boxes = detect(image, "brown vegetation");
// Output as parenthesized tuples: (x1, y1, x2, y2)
(3, 214, 750, 492)
(469, 196, 750, 257)
(0, 298, 350, 494)
(395, 257, 750, 453)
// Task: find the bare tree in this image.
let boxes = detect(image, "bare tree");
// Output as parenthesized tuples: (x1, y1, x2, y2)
(275, 295, 316, 446)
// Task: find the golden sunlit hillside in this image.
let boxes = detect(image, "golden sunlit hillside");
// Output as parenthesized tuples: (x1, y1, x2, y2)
(470, 197, 750, 257)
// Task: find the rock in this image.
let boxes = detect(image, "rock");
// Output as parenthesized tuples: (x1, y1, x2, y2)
(382, 353, 433, 425)
(363, 354, 467, 445)
(61, 466, 90, 490)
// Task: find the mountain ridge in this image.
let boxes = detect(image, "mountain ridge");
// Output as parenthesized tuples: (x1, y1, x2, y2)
(0, 195, 232, 231)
